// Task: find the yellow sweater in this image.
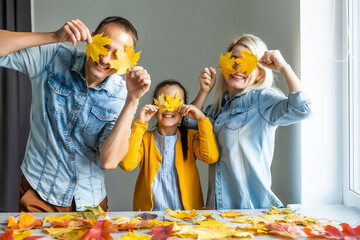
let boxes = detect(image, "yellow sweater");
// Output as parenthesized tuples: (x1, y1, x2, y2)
(119, 117, 219, 211)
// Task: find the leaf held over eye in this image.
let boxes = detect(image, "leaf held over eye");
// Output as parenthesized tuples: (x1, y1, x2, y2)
(109, 45, 141, 75)
(219, 51, 237, 79)
(154, 93, 183, 113)
(236, 50, 258, 76)
(85, 33, 112, 64)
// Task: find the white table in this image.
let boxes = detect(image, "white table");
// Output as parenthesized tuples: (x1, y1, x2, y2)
(0, 205, 359, 239)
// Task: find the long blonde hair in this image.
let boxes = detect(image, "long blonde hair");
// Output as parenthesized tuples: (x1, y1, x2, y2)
(208, 34, 274, 117)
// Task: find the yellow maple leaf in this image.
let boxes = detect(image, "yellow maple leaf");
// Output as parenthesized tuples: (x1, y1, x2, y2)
(44, 213, 78, 223)
(237, 224, 269, 234)
(109, 50, 130, 75)
(284, 215, 318, 226)
(263, 206, 296, 215)
(195, 219, 229, 229)
(220, 210, 248, 218)
(154, 93, 183, 113)
(219, 51, 237, 79)
(85, 33, 111, 64)
(12, 230, 34, 240)
(165, 208, 198, 219)
(149, 219, 176, 226)
(118, 232, 150, 240)
(236, 49, 258, 76)
(109, 45, 141, 75)
(125, 45, 141, 68)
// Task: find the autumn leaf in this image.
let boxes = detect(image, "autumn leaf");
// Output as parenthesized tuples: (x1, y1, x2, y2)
(43, 213, 79, 223)
(149, 220, 175, 226)
(116, 221, 154, 231)
(109, 45, 141, 75)
(340, 223, 360, 238)
(85, 33, 111, 64)
(164, 209, 205, 223)
(135, 213, 158, 220)
(194, 219, 229, 229)
(125, 45, 141, 68)
(266, 222, 300, 239)
(237, 225, 269, 234)
(219, 51, 237, 79)
(154, 93, 183, 113)
(220, 210, 248, 218)
(118, 232, 150, 240)
(150, 224, 177, 240)
(236, 49, 258, 76)
(7, 213, 43, 231)
(0, 231, 43, 240)
(284, 215, 318, 226)
(81, 220, 117, 240)
(263, 206, 296, 215)
(109, 50, 129, 75)
(45, 227, 86, 240)
(196, 228, 253, 240)
(302, 227, 326, 238)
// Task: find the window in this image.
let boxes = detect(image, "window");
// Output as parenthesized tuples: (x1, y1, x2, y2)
(344, 0, 360, 208)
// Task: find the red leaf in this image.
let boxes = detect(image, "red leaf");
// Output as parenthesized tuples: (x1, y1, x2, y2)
(0, 232, 14, 240)
(340, 223, 360, 238)
(266, 222, 300, 239)
(151, 224, 177, 240)
(324, 225, 345, 238)
(81, 220, 115, 240)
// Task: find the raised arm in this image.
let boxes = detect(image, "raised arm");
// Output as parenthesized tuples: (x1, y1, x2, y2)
(0, 19, 92, 56)
(100, 66, 151, 169)
(259, 50, 302, 93)
(192, 67, 216, 109)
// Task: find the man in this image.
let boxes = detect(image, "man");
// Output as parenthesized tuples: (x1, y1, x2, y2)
(0, 17, 151, 212)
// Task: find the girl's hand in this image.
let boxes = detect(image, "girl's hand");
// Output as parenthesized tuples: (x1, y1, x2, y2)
(178, 104, 205, 120)
(258, 50, 289, 73)
(138, 104, 158, 123)
(199, 67, 216, 94)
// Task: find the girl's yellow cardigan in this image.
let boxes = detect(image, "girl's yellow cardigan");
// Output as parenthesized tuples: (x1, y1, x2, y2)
(119, 117, 219, 211)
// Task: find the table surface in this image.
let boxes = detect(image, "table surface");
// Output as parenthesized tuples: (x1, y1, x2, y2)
(1, 204, 359, 239)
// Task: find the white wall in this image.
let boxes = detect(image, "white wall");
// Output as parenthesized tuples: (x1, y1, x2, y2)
(32, 0, 305, 210)
(300, 0, 343, 204)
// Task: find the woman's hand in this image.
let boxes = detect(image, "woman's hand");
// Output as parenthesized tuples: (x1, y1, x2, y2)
(138, 104, 158, 123)
(199, 67, 217, 94)
(258, 50, 289, 73)
(179, 104, 205, 120)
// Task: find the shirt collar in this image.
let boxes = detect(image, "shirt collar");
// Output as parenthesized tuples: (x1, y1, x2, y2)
(71, 54, 111, 91)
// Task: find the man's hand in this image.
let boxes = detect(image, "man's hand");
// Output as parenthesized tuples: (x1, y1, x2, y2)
(54, 19, 92, 46)
(126, 66, 151, 101)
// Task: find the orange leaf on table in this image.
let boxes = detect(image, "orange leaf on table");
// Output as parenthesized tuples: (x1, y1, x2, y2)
(7, 213, 43, 231)
(219, 51, 237, 79)
(266, 222, 300, 239)
(85, 33, 111, 64)
(263, 206, 296, 215)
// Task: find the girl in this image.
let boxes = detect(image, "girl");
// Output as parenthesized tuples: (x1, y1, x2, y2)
(119, 80, 219, 211)
(190, 34, 313, 209)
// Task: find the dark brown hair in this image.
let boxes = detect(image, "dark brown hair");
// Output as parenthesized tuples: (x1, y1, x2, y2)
(94, 16, 138, 46)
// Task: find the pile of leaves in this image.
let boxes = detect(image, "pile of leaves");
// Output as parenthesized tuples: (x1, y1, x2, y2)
(0, 206, 359, 239)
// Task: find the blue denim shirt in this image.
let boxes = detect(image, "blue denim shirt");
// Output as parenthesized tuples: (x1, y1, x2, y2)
(152, 130, 184, 211)
(185, 87, 312, 209)
(0, 43, 127, 210)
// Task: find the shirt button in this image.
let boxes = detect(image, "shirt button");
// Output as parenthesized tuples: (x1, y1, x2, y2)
(218, 192, 221, 195)
(55, 88, 59, 92)
(67, 139, 71, 142)
(100, 115, 104, 119)
(83, 90, 87, 93)
(72, 178, 76, 183)
(71, 157, 74, 161)
(75, 106, 79, 110)
(68, 122, 72, 126)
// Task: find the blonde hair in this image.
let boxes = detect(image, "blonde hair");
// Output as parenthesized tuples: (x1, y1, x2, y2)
(209, 34, 274, 117)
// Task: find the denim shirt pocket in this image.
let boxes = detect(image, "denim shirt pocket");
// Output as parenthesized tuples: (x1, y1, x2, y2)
(46, 77, 72, 114)
(224, 106, 251, 130)
(84, 106, 117, 136)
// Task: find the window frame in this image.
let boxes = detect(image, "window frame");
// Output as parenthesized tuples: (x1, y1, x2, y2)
(343, 0, 360, 208)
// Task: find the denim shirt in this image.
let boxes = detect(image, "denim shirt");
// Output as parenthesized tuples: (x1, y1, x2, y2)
(152, 130, 184, 211)
(185, 87, 312, 209)
(0, 43, 127, 210)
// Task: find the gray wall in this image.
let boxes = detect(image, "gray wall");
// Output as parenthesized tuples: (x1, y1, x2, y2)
(33, 0, 301, 211)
